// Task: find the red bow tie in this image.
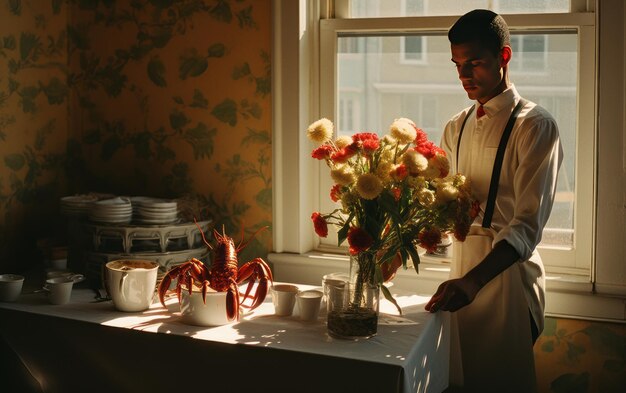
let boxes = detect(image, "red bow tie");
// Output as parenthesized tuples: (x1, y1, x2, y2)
(476, 105, 486, 118)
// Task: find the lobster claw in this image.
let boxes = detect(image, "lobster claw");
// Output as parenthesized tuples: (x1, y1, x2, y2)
(225, 280, 240, 321)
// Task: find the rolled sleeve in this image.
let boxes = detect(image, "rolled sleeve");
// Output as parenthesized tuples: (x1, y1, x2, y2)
(494, 117, 563, 261)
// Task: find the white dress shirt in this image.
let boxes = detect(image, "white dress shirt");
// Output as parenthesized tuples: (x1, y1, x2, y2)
(441, 84, 563, 332)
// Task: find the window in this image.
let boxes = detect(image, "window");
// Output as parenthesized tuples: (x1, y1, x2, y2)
(272, 0, 626, 321)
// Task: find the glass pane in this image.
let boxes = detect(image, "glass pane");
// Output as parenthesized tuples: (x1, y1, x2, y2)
(349, 0, 570, 18)
(336, 32, 577, 248)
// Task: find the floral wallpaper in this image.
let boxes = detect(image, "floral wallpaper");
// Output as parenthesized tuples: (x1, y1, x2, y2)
(0, 1, 623, 392)
(0, 0, 271, 269)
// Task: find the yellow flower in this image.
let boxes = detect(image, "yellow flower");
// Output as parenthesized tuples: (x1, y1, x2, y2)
(389, 118, 417, 144)
(331, 165, 355, 186)
(407, 175, 427, 190)
(436, 182, 459, 202)
(335, 135, 353, 149)
(356, 173, 383, 200)
(417, 189, 436, 207)
(307, 118, 334, 144)
(375, 161, 394, 183)
(401, 150, 428, 175)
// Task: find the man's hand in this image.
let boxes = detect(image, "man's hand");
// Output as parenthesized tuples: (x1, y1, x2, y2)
(425, 277, 481, 312)
(424, 240, 521, 313)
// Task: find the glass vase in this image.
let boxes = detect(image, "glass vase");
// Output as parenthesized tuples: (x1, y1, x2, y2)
(326, 253, 380, 339)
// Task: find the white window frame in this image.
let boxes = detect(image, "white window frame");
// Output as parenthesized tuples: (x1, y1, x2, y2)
(270, 0, 626, 322)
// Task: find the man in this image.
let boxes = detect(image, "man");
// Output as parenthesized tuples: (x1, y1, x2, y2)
(424, 9, 563, 392)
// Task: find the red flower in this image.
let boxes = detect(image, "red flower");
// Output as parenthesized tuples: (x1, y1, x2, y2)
(347, 227, 374, 255)
(414, 127, 429, 147)
(311, 212, 328, 238)
(392, 187, 401, 201)
(353, 132, 380, 153)
(331, 143, 358, 163)
(415, 141, 446, 159)
(330, 184, 342, 202)
(311, 144, 333, 160)
(470, 200, 481, 219)
(418, 227, 442, 254)
(393, 163, 408, 180)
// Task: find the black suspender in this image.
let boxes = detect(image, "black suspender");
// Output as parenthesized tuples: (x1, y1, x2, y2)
(456, 98, 528, 228)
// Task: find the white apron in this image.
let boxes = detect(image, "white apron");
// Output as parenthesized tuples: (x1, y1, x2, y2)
(448, 226, 537, 392)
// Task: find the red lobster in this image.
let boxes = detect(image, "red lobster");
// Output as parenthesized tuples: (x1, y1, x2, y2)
(157, 224, 273, 321)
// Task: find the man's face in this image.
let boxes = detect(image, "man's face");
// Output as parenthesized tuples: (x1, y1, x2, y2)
(451, 41, 507, 104)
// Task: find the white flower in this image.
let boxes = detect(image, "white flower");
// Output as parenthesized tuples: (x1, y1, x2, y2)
(306, 118, 334, 144)
(436, 183, 459, 202)
(389, 118, 417, 144)
(331, 165, 355, 186)
(356, 173, 384, 200)
(401, 150, 428, 175)
(335, 135, 353, 149)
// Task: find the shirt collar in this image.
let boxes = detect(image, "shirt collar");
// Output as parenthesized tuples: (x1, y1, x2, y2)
(476, 84, 520, 118)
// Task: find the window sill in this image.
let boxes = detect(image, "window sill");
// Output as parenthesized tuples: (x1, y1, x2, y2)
(268, 251, 626, 323)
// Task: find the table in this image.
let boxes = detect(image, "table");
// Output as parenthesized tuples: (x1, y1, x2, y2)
(0, 283, 449, 393)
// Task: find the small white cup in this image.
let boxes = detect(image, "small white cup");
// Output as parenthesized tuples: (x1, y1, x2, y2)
(296, 290, 323, 322)
(271, 284, 299, 316)
(0, 274, 25, 302)
(44, 277, 74, 305)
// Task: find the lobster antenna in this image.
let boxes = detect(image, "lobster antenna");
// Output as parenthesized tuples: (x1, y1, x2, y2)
(194, 218, 213, 250)
(236, 225, 269, 253)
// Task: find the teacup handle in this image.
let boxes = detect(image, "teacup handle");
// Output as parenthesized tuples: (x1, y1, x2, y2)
(118, 272, 128, 301)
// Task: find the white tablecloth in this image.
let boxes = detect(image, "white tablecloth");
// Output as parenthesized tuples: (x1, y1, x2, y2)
(0, 283, 449, 393)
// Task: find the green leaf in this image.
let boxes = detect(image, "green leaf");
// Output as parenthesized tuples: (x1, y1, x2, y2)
(169, 110, 190, 129)
(147, 56, 167, 87)
(172, 96, 184, 105)
(8, 0, 21, 16)
(179, 50, 208, 80)
(211, 99, 237, 126)
(255, 188, 272, 211)
(19, 85, 39, 113)
(184, 122, 217, 159)
(380, 284, 402, 315)
(209, 0, 232, 23)
(19, 32, 39, 61)
(52, 0, 63, 14)
(3, 35, 16, 50)
(232, 62, 251, 80)
(191, 89, 208, 109)
(541, 340, 555, 353)
(207, 43, 225, 58)
(337, 212, 354, 246)
(550, 372, 589, 393)
(4, 154, 25, 171)
(42, 77, 68, 105)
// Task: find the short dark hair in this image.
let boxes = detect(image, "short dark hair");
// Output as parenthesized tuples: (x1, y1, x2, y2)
(448, 9, 510, 57)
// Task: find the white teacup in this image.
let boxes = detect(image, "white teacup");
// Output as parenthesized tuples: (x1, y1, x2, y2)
(296, 290, 323, 322)
(0, 274, 25, 302)
(270, 284, 299, 316)
(44, 277, 74, 305)
(105, 260, 159, 312)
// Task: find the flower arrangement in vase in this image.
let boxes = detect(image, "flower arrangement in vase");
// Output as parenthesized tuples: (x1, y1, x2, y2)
(307, 117, 479, 338)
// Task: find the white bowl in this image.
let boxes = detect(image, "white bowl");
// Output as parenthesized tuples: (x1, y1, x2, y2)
(0, 274, 25, 302)
(180, 290, 238, 326)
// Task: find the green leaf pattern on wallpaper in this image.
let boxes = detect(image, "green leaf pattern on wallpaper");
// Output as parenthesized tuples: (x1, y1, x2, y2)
(0, 0, 272, 265)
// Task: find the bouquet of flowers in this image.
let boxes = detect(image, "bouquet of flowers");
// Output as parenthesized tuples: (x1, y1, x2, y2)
(308, 117, 479, 312)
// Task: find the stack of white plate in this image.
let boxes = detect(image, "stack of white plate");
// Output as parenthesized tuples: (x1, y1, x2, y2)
(61, 194, 99, 216)
(88, 197, 133, 224)
(131, 197, 178, 225)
